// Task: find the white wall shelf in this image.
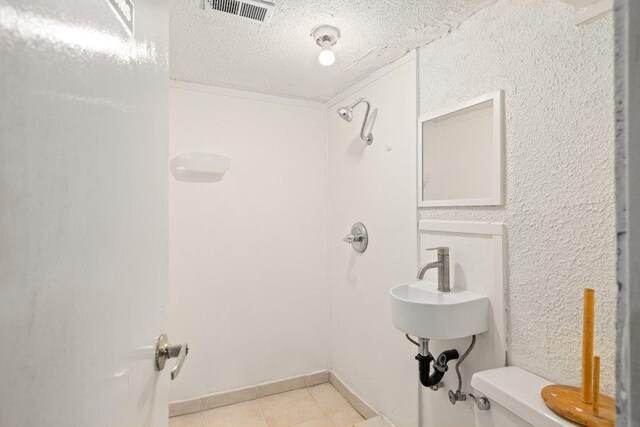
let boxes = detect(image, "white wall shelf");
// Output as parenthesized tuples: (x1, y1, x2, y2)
(170, 152, 231, 182)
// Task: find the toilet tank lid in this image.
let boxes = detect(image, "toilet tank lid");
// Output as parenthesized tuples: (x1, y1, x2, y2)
(471, 366, 579, 427)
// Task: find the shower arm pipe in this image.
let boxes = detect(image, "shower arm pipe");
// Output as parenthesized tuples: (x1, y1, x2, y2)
(349, 98, 374, 145)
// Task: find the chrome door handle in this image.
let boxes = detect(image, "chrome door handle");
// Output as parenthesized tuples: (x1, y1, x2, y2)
(170, 342, 188, 380)
(155, 334, 189, 380)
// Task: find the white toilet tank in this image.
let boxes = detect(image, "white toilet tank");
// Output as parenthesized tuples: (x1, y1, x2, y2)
(471, 367, 579, 427)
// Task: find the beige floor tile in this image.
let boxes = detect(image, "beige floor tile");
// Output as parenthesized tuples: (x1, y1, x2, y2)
(291, 414, 336, 427)
(170, 380, 367, 427)
(353, 417, 392, 427)
(328, 407, 365, 427)
(199, 400, 267, 427)
(169, 411, 204, 427)
(309, 383, 352, 415)
(258, 389, 325, 427)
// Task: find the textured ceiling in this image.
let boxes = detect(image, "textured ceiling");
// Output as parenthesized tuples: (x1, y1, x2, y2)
(169, 0, 494, 101)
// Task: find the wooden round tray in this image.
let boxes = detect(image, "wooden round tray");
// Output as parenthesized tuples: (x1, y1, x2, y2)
(542, 384, 615, 427)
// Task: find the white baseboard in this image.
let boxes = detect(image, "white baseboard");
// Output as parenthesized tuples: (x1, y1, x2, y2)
(169, 369, 380, 421)
(328, 371, 378, 420)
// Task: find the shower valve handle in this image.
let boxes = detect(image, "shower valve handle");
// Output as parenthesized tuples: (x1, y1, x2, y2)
(342, 223, 369, 253)
(343, 233, 363, 244)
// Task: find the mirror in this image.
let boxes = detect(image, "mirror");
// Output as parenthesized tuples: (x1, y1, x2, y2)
(418, 91, 503, 207)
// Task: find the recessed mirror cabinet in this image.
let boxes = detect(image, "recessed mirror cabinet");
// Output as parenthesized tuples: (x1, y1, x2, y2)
(418, 91, 504, 207)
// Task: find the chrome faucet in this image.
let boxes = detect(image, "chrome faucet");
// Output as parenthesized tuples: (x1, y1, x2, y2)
(417, 247, 450, 292)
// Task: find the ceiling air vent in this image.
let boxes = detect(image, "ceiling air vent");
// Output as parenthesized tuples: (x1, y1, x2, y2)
(205, 0, 275, 25)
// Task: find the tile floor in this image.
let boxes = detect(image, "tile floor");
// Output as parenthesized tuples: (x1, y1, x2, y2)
(169, 383, 366, 427)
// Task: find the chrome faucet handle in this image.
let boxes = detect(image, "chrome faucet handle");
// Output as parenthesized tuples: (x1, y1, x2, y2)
(426, 247, 449, 254)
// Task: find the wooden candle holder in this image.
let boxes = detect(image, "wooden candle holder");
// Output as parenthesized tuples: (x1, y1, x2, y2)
(541, 288, 615, 426)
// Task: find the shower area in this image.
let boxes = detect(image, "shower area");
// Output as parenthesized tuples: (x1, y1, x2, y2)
(167, 55, 418, 425)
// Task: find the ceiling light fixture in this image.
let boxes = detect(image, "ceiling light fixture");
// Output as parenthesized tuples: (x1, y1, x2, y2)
(311, 25, 340, 66)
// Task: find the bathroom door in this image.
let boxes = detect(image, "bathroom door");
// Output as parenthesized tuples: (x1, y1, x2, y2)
(0, 1, 170, 426)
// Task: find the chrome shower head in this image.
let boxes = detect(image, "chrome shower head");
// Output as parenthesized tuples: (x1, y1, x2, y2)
(337, 107, 353, 122)
(336, 98, 374, 145)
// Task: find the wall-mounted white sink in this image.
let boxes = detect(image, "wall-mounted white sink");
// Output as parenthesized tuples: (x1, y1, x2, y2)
(390, 281, 489, 340)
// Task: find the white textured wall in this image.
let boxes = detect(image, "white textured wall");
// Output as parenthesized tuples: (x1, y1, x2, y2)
(419, 0, 616, 393)
(168, 84, 329, 401)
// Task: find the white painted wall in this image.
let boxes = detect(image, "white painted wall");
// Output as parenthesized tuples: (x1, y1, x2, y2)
(326, 55, 420, 427)
(168, 83, 330, 402)
(418, 222, 506, 427)
(419, 0, 616, 396)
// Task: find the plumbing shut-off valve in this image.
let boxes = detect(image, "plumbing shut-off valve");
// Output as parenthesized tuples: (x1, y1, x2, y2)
(449, 389, 491, 410)
(446, 335, 491, 410)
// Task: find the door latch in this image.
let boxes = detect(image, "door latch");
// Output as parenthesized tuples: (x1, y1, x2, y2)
(155, 334, 189, 380)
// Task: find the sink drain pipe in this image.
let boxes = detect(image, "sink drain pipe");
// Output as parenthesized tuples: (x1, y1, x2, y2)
(406, 334, 490, 411)
(406, 335, 459, 388)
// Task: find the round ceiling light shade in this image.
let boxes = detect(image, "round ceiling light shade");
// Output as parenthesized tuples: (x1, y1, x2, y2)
(311, 25, 340, 67)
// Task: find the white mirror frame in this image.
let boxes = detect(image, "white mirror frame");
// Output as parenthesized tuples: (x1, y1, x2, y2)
(417, 90, 504, 207)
